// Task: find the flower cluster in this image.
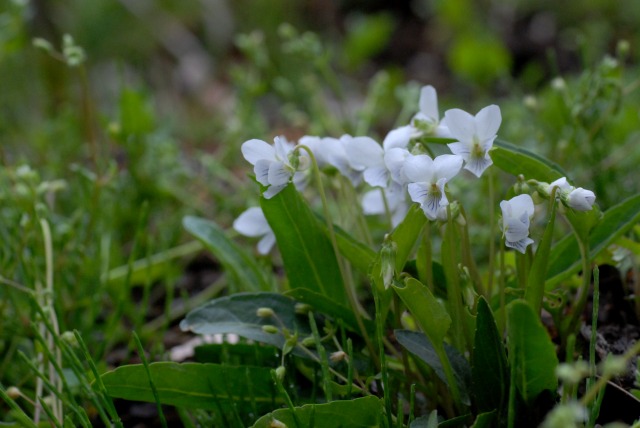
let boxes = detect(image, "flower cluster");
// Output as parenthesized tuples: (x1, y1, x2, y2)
(236, 85, 596, 255)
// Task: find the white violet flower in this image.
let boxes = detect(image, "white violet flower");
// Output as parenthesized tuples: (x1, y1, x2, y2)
(404, 154, 463, 220)
(445, 104, 501, 177)
(500, 194, 535, 254)
(412, 85, 452, 138)
(548, 177, 596, 211)
(233, 207, 276, 255)
(342, 135, 390, 188)
(241, 136, 309, 199)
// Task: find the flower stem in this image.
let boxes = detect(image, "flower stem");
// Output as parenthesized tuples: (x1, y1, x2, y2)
(296, 145, 379, 367)
(488, 168, 497, 296)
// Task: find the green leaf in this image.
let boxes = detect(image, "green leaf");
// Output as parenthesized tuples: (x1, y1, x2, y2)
(180, 292, 312, 358)
(102, 362, 277, 411)
(284, 288, 374, 335)
(393, 278, 450, 346)
(251, 396, 383, 428)
(409, 410, 438, 428)
(330, 221, 376, 274)
(492, 140, 566, 182)
(524, 198, 557, 314)
(395, 329, 472, 406)
(471, 411, 497, 428)
(507, 300, 558, 403)
(391, 204, 427, 272)
(546, 193, 640, 287)
(472, 298, 509, 414)
(183, 216, 271, 292)
(261, 185, 347, 302)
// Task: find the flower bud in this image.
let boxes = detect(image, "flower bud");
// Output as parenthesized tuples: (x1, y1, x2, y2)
(256, 307, 275, 318)
(330, 350, 347, 363)
(262, 325, 279, 334)
(61, 331, 79, 348)
(567, 187, 596, 211)
(6, 386, 21, 400)
(275, 365, 286, 382)
(269, 418, 288, 428)
(301, 336, 316, 348)
(294, 303, 312, 315)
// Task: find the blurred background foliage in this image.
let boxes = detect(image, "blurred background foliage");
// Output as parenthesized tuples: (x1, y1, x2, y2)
(1, 0, 639, 387)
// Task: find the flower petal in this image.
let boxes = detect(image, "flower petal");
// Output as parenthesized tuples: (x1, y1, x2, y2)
(475, 105, 501, 140)
(242, 139, 275, 165)
(464, 154, 493, 177)
(362, 189, 385, 215)
(407, 182, 429, 205)
(363, 165, 390, 188)
(433, 154, 463, 181)
(343, 136, 384, 169)
(383, 125, 414, 151)
(233, 207, 271, 237)
(568, 187, 596, 211)
(447, 141, 471, 158)
(268, 161, 291, 186)
(403, 154, 434, 183)
(419, 85, 439, 122)
(263, 183, 288, 199)
(509, 194, 535, 219)
(254, 159, 271, 186)
(549, 177, 571, 191)
(257, 232, 276, 255)
(444, 108, 476, 142)
(384, 148, 411, 184)
(273, 136, 293, 160)
(506, 237, 534, 254)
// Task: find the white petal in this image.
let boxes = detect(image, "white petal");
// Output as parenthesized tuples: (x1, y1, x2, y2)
(475, 105, 502, 140)
(391, 202, 409, 227)
(343, 136, 384, 169)
(273, 136, 293, 160)
(549, 177, 571, 191)
(292, 171, 309, 191)
(419, 85, 439, 122)
(257, 232, 276, 255)
(447, 141, 471, 157)
(242, 139, 275, 165)
(506, 237, 534, 254)
(361, 189, 385, 215)
(509, 194, 535, 219)
(254, 159, 271, 186)
(263, 183, 288, 199)
(403, 154, 434, 183)
(568, 188, 596, 211)
(383, 125, 414, 150)
(444, 108, 476, 142)
(407, 182, 430, 205)
(268, 161, 291, 186)
(233, 207, 271, 237)
(504, 216, 530, 243)
(363, 165, 390, 188)
(433, 154, 463, 181)
(464, 154, 493, 177)
(435, 123, 452, 139)
(384, 148, 411, 184)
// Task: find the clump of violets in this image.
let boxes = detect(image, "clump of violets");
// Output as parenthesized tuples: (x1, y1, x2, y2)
(237, 84, 597, 257)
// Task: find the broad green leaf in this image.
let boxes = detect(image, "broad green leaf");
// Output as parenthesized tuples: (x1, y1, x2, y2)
(324, 218, 376, 274)
(395, 329, 472, 406)
(102, 362, 278, 411)
(524, 198, 557, 314)
(393, 278, 450, 346)
(261, 185, 347, 302)
(284, 288, 375, 335)
(391, 204, 427, 272)
(492, 140, 566, 182)
(251, 396, 383, 428)
(180, 292, 312, 358)
(183, 216, 271, 292)
(472, 298, 509, 414)
(471, 411, 497, 428)
(546, 193, 640, 287)
(409, 410, 438, 427)
(507, 300, 558, 403)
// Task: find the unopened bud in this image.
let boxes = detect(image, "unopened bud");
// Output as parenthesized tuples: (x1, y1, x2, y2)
(330, 351, 347, 363)
(262, 325, 279, 334)
(61, 331, 79, 347)
(256, 307, 275, 318)
(275, 365, 286, 382)
(294, 303, 312, 315)
(301, 336, 316, 348)
(6, 386, 21, 400)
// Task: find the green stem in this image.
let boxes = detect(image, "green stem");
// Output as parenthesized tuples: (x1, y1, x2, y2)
(445, 205, 466, 352)
(487, 168, 497, 296)
(458, 206, 485, 296)
(296, 145, 378, 367)
(563, 237, 592, 340)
